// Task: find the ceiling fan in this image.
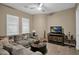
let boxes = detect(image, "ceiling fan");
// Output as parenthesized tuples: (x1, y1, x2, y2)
(24, 3, 47, 12)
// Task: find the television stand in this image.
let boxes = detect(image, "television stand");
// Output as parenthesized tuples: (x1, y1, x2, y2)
(48, 33, 65, 45)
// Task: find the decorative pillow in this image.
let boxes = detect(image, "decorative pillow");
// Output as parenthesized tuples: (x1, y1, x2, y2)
(25, 33, 31, 38)
(16, 40, 29, 47)
(9, 37, 15, 44)
(13, 35, 20, 42)
(13, 35, 22, 42)
(23, 35, 28, 40)
(1, 37, 10, 46)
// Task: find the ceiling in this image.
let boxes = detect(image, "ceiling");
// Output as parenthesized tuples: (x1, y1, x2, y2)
(3, 3, 75, 15)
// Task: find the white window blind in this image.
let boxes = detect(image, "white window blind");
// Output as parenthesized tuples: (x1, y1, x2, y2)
(7, 14, 19, 35)
(22, 17, 29, 33)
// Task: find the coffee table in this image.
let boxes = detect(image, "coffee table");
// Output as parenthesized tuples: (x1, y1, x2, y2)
(31, 42, 47, 55)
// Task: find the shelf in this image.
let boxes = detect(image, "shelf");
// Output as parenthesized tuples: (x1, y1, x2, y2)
(64, 42, 76, 47)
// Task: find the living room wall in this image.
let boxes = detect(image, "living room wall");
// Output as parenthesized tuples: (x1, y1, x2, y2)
(0, 4, 32, 36)
(32, 8, 76, 39)
(46, 8, 76, 39)
(32, 14, 47, 39)
(1, 3, 75, 39)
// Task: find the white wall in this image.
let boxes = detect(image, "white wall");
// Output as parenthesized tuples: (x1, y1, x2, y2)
(76, 4, 79, 50)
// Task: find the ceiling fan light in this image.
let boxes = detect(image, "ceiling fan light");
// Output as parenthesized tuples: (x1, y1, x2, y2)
(37, 7, 42, 10)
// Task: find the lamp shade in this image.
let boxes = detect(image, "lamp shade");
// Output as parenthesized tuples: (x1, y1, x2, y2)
(32, 30, 36, 32)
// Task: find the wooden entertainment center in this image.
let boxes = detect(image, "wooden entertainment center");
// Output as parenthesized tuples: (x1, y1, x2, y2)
(48, 33, 76, 47)
(48, 33, 65, 45)
(48, 26, 76, 47)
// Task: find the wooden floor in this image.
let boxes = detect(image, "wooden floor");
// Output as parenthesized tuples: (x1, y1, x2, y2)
(46, 43, 79, 55)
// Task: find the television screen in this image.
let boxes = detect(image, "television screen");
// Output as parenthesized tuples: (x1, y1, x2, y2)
(50, 26, 62, 34)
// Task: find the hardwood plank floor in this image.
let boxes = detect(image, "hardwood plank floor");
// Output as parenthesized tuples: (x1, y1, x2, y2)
(46, 43, 79, 55)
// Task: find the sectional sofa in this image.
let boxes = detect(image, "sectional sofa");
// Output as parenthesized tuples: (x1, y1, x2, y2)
(0, 34, 42, 55)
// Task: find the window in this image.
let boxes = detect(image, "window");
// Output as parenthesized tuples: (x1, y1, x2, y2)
(22, 17, 29, 33)
(7, 14, 19, 35)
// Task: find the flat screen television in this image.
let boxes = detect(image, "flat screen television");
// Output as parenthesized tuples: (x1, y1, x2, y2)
(50, 26, 62, 34)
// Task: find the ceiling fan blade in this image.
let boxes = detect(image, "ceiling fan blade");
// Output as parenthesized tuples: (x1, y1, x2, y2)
(39, 3, 43, 7)
(41, 6, 47, 12)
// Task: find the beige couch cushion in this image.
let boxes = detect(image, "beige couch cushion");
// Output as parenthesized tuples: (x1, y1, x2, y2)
(12, 47, 42, 55)
(16, 40, 29, 47)
(4, 43, 42, 55)
(12, 48, 33, 55)
(0, 48, 10, 55)
(0, 42, 3, 49)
